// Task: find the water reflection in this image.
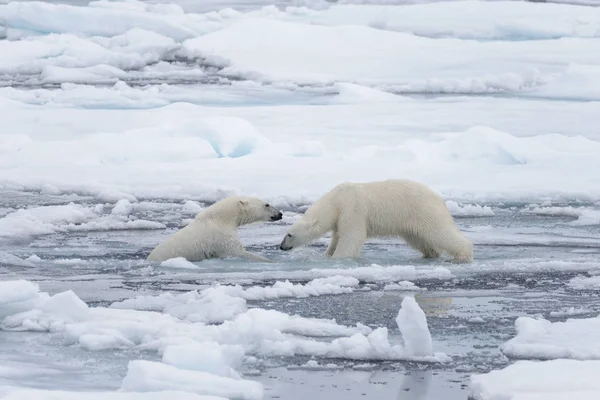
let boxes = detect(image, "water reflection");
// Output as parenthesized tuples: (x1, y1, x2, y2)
(397, 369, 433, 400)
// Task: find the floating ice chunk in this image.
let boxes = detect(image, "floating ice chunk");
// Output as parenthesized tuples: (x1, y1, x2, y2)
(549, 307, 593, 318)
(215, 275, 359, 301)
(501, 315, 600, 360)
(120, 360, 264, 400)
(69, 218, 166, 232)
(383, 281, 421, 292)
(111, 199, 134, 216)
(330, 82, 409, 104)
(2, 282, 446, 363)
(79, 333, 136, 351)
(310, 264, 453, 283)
(162, 342, 245, 379)
(2, 290, 89, 332)
(160, 257, 204, 270)
(469, 359, 600, 400)
(445, 200, 495, 217)
(0, 389, 227, 400)
(0, 203, 92, 237)
(523, 206, 600, 225)
(395, 296, 433, 358)
(568, 275, 600, 290)
(182, 200, 204, 215)
(0, 202, 163, 239)
(111, 277, 358, 323)
(40, 183, 60, 195)
(25, 254, 42, 263)
(572, 209, 600, 226)
(0, 280, 46, 319)
(0, 251, 35, 267)
(111, 287, 247, 324)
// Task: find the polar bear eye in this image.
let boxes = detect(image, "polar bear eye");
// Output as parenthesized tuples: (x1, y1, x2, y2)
(287, 233, 292, 238)
(265, 204, 270, 208)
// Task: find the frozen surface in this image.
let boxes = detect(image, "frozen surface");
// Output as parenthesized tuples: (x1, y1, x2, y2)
(0, 391, 225, 400)
(2, 0, 600, 399)
(0, 2, 600, 203)
(501, 315, 600, 360)
(469, 359, 600, 400)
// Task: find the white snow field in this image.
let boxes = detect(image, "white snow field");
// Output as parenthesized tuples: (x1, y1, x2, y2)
(1, 0, 600, 399)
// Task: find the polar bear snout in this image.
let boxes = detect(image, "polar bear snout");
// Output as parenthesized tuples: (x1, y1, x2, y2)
(271, 211, 283, 221)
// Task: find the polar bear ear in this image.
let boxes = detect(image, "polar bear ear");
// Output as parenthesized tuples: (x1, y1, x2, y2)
(238, 200, 249, 207)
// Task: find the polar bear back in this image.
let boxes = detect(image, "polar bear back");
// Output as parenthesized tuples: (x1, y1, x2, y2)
(147, 195, 281, 262)
(147, 219, 242, 262)
(307, 179, 456, 237)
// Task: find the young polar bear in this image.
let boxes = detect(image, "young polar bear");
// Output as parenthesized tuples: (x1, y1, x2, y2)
(279, 179, 473, 263)
(147, 196, 283, 263)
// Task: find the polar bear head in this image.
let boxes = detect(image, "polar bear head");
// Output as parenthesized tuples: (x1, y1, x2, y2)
(237, 197, 283, 225)
(279, 219, 319, 251)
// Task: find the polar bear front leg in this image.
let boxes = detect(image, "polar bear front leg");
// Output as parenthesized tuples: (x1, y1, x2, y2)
(222, 236, 273, 263)
(403, 233, 441, 259)
(331, 215, 366, 259)
(239, 250, 273, 263)
(324, 230, 340, 257)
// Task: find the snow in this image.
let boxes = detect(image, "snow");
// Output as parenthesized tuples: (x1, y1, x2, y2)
(0, 390, 224, 400)
(523, 206, 600, 226)
(469, 359, 600, 400)
(445, 200, 495, 217)
(0, 252, 35, 268)
(160, 257, 204, 270)
(568, 275, 600, 290)
(549, 307, 593, 318)
(395, 296, 433, 357)
(0, 280, 46, 319)
(0, 1, 598, 204)
(1, 280, 448, 363)
(2, 389, 225, 400)
(501, 315, 600, 360)
(0, 203, 165, 240)
(162, 342, 245, 379)
(383, 281, 421, 291)
(121, 360, 264, 400)
(1, 0, 600, 397)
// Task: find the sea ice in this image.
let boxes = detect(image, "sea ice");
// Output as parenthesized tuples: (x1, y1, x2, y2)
(0, 391, 226, 400)
(120, 360, 263, 400)
(1, 280, 447, 364)
(568, 275, 600, 290)
(469, 359, 600, 400)
(501, 315, 600, 360)
(396, 296, 433, 357)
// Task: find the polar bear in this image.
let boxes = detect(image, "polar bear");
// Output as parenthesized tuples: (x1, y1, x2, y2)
(279, 179, 473, 263)
(147, 196, 283, 263)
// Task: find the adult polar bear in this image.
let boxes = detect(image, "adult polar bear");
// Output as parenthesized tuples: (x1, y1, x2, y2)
(279, 179, 473, 263)
(147, 196, 283, 262)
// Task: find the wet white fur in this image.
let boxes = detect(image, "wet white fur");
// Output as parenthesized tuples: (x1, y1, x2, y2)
(280, 179, 473, 263)
(147, 196, 281, 262)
